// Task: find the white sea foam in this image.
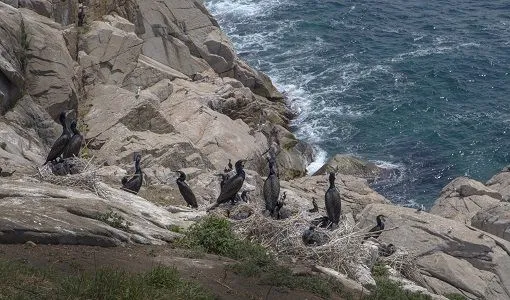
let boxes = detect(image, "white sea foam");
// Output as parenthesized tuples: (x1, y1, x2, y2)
(307, 147, 328, 174)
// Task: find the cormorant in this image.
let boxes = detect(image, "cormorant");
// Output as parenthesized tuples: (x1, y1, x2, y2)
(325, 172, 341, 228)
(302, 226, 329, 246)
(364, 215, 387, 240)
(43, 111, 71, 165)
(0, 167, 15, 177)
(63, 121, 83, 159)
(224, 159, 233, 173)
(208, 159, 246, 211)
(263, 158, 280, 217)
(121, 153, 143, 194)
(240, 190, 250, 203)
(308, 197, 319, 213)
(175, 171, 198, 208)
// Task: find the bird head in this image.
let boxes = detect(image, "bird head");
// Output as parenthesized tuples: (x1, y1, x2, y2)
(134, 152, 142, 163)
(70, 120, 77, 131)
(234, 159, 246, 169)
(376, 214, 388, 223)
(175, 170, 186, 181)
(329, 172, 336, 183)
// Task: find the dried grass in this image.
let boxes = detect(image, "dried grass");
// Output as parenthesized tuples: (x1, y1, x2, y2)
(233, 209, 371, 275)
(34, 157, 102, 195)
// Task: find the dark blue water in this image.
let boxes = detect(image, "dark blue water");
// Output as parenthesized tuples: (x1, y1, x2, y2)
(205, 0, 510, 207)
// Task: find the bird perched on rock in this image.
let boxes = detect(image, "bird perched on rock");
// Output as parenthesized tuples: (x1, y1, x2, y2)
(325, 172, 341, 228)
(364, 215, 387, 240)
(0, 167, 15, 177)
(208, 160, 246, 211)
(263, 157, 280, 217)
(121, 153, 143, 194)
(175, 170, 198, 208)
(308, 197, 319, 213)
(63, 120, 83, 159)
(43, 111, 71, 165)
(224, 159, 233, 173)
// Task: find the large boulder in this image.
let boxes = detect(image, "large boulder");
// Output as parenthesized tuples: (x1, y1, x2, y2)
(79, 19, 143, 86)
(471, 203, 510, 242)
(486, 166, 510, 202)
(21, 8, 78, 118)
(18, 0, 52, 18)
(313, 154, 398, 181)
(0, 2, 24, 114)
(0, 179, 202, 246)
(359, 203, 510, 300)
(280, 174, 389, 216)
(430, 177, 502, 224)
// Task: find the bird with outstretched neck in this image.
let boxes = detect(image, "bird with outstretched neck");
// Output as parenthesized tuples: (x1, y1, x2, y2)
(63, 120, 83, 159)
(325, 172, 341, 229)
(121, 153, 143, 194)
(175, 170, 198, 208)
(43, 111, 71, 165)
(207, 159, 246, 211)
(364, 215, 387, 240)
(263, 157, 280, 217)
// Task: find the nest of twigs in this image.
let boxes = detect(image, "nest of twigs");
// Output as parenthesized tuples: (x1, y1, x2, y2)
(35, 157, 101, 194)
(233, 209, 372, 274)
(380, 248, 418, 279)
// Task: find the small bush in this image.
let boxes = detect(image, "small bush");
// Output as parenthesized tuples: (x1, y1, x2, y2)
(167, 224, 182, 233)
(97, 210, 132, 230)
(445, 293, 467, 300)
(366, 276, 432, 300)
(372, 263, 389, 278)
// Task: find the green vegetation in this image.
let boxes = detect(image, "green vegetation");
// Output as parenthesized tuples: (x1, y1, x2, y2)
(178, 216, 348, 298)
(0, 260, 214, 300)
(445, 293, 467, 300)
(368, 262, 432, 300)
(96, 210, 132, 230)
(167, 224, 183, 233)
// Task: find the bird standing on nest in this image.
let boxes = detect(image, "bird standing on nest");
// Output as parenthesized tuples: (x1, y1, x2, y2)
(208, 159, 246, 211)
(175, 170, 198, 208)
(44, 111, 72, 165)
(263, 157, 280, 217)
(63, 120, 84, 159)
(325, 172, 341, 228)
(121, 153, 143, 194)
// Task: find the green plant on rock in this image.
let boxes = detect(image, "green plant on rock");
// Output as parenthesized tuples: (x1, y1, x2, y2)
(96, 210, 131, 230)
(445, 293, 467, 300)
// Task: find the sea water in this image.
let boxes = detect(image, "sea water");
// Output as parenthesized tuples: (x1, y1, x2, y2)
(205, 0, 510, 207)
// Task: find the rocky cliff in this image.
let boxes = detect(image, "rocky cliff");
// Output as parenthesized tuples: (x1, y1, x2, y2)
(2, 1, 510, 299)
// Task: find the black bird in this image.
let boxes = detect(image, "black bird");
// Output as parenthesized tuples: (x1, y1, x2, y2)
(208, 159, 246, 211)
(121, 153, 143, 194)
(63, 121, 83, 159)
(224, 159, 233, 173)
(325, 172, 341, 228)
(311, 216, 330, 228)
(175, 171, 198, 208)
(0, 167, 15, 177)
(43, 111, 71, 165)
(263, 158, 280, 217)
(308, 197, 319, 213)
(302, 226, 329, 246)
(364, 215, 387, 240)
(240, 190, 250, 203)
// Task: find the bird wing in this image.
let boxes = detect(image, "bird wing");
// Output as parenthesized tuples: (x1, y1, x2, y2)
(45, 134, 70, 163)
(177, 181, 198, 208)
(63, 134, 83, 158)
(325, 188, 341, 224)
(216, 174, 244, 204)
